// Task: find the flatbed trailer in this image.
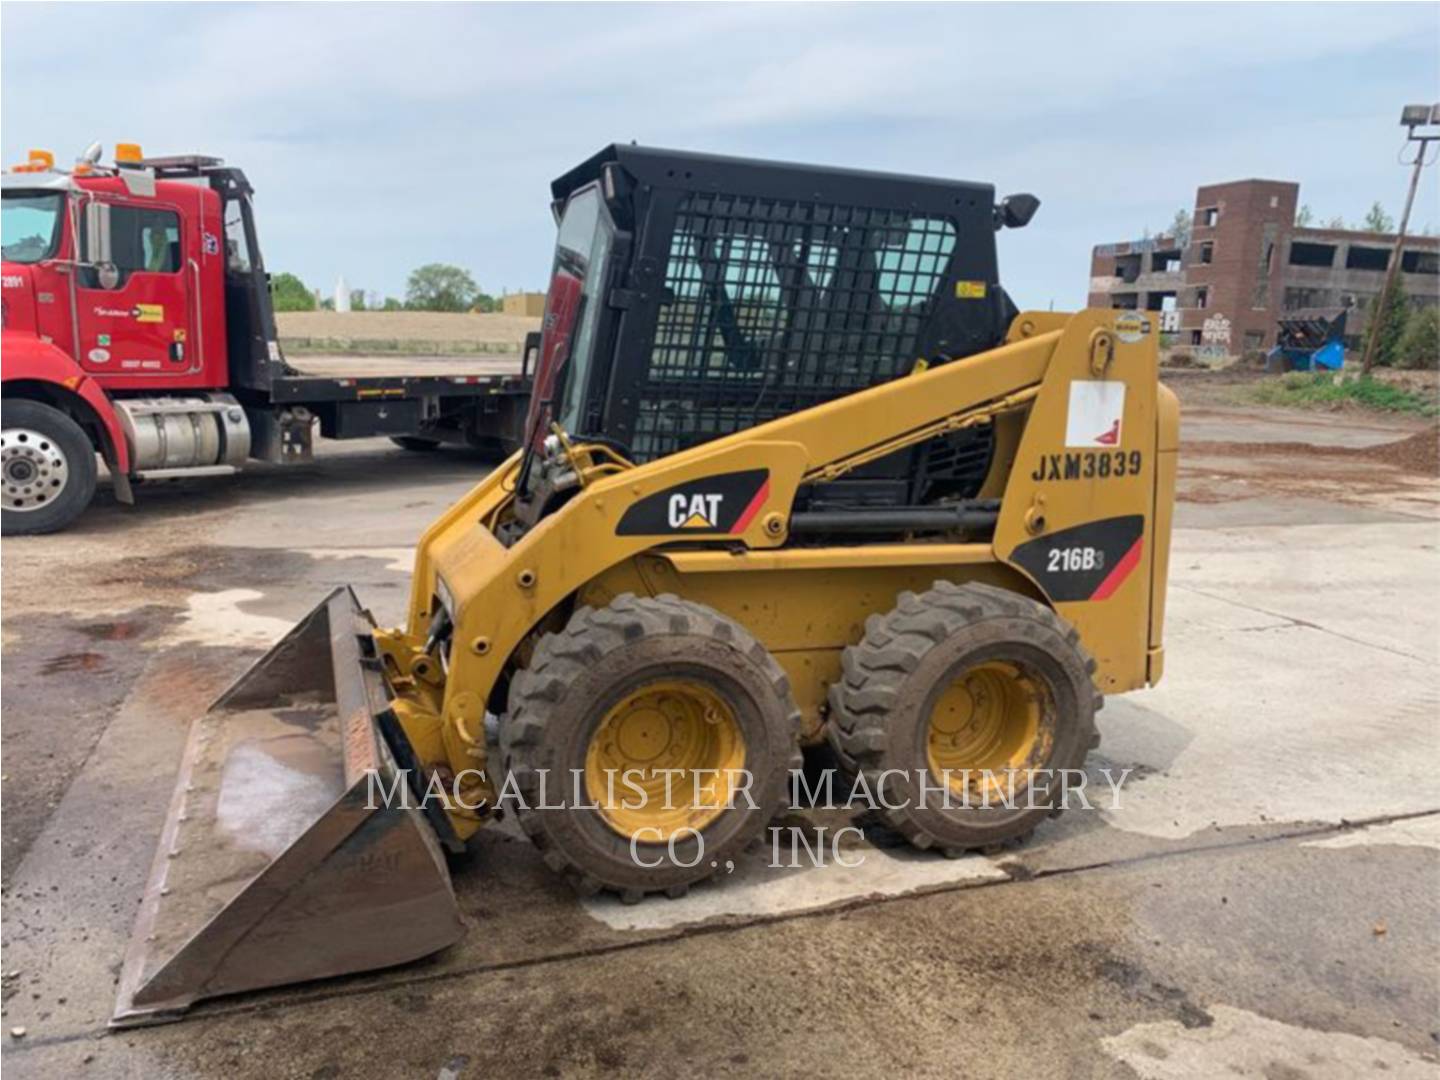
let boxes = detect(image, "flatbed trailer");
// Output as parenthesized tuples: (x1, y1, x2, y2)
(242, 346, 534, 460)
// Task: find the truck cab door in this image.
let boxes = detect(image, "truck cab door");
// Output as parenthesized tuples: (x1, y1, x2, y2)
(74, 198, 197, 376)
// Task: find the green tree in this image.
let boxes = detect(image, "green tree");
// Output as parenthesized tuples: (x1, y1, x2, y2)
(1326, 215, 1348, 230)
(381, 296, 405, 312)
(471, 291, 500, 314)
(1169, 208, 1192, 248)
(1397, 304, 1439, 370)
(1365, 283, 1410, 367)
(271, 272, 317, 312)
(1295, 204, 1314, 227)
(405, 263, 479, 312)
(349, 289, 367, 312)
(1362, 201, 1395, 233)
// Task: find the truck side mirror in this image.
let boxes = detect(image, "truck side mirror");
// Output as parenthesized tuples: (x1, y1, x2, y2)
(83, 199, 113, 265)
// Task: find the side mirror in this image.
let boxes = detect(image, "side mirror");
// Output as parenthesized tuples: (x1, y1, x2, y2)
(83, 199, 113, 265)
(996, 193, 1041, 230)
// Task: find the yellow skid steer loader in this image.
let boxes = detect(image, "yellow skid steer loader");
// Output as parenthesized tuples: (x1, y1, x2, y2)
(113, 146, 1177, 1025)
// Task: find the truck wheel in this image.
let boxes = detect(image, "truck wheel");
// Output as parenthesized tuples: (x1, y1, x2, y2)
(829, 582, 1100, 856)
(1, 399, 98, 536)
(390, 436, 441, 452)
(502, 594, 802, 901)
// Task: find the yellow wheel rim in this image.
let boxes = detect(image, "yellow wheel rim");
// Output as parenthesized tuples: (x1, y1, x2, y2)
(585, 678, 746, 841)
(926, 661, 1048, 798)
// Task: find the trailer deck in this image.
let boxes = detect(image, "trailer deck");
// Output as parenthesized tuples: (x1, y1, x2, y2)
(288, 354, 526, 380)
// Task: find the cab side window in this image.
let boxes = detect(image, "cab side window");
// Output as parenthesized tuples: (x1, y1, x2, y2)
(120, 207, 181, 273)
(79, 204, 182, 287)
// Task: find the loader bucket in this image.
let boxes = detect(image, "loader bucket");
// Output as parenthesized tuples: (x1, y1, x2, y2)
(112, 587, 464, 1027)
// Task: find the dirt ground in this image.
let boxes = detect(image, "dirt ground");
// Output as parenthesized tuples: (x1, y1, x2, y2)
(275, 310, 540, 348)
(1, 398, 1437, 1078)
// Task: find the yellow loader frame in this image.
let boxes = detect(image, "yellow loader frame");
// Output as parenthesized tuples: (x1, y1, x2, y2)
(376, 309, 1179, 841)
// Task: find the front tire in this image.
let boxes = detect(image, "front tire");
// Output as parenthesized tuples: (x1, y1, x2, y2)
(1, 399, 98, 535)
(502, 594, 801, 901)
(829, 582, 1100, 856)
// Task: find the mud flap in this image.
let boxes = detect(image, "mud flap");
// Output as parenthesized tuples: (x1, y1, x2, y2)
(111, 587, 464, 1027)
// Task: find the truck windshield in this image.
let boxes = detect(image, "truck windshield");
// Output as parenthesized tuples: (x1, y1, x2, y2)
(2, 192, 64, 264)
(546, 186, 614, 436)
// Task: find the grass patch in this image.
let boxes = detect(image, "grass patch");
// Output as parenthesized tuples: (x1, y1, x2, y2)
(1237, 372, 1439, 417)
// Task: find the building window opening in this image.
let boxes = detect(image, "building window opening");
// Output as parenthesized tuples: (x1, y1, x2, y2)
(1199, 241, 1214, 265)
(1113, 253, 1141, 283)
(1151, 249, 1181, 273)
(1283, 286, 1331, 311)
(1345, 246, 1389, 272)
(1194, 287, 1208, 309)
(1289, 241, 1336, 268)
(1200, 207, 1219, 227)
(1400, 249, 1439, 275)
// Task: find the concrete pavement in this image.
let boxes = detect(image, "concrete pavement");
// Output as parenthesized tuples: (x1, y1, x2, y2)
(2, 406, 1437, 1078)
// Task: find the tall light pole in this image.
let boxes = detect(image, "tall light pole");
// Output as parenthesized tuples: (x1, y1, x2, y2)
(1360, 104, 1440, 375)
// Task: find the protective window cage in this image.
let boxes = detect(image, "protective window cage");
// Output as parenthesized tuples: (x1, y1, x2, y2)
(633, 192, 959, 460)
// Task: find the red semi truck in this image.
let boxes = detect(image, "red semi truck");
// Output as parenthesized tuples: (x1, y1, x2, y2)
(1, 144, 533, 534)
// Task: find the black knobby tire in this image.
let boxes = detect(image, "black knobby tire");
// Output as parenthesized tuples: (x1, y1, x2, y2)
(829, 581, 1101, 856)
(502, 594, 802, 901)
(391, 435, 442, 452)
(1, 399, 98, 536)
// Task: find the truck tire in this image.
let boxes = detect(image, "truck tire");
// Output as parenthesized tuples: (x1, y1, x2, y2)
(829, 581, 1100, 856)
(1, 399, 98, 536)
(390, 435, 442, 452)
(502, 594, 802, 901)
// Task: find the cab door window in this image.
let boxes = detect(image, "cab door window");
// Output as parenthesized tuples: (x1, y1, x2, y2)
(79, 205, 182, 287)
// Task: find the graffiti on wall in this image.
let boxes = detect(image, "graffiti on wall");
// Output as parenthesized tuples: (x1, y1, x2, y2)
(1198, 313, 1233, 360)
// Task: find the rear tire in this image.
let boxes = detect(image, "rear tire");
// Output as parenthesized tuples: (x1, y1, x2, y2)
(390, 435, 442, 452)
(1, 399, 98, 536)
(829, 582, 1100, 856)
(502, 594, 801, 900)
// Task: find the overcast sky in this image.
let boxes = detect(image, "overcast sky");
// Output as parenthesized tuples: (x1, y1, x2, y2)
(4, 2, 1437, 308)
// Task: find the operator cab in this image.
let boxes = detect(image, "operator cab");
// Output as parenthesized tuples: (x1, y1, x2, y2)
(518, 144, 1038, 523)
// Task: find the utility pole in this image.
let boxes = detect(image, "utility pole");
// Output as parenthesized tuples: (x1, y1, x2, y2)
(1360, 104, 1440, 375)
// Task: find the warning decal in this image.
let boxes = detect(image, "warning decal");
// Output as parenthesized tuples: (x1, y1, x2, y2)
(1065, 381, 1126, 448)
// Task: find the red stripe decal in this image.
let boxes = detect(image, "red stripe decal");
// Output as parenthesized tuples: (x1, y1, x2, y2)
(731, 478, 770, 534)
(1091, 537, 1143, 601)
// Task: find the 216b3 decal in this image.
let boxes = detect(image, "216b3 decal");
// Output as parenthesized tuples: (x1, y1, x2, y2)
(1010, 515, 1145, 603)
